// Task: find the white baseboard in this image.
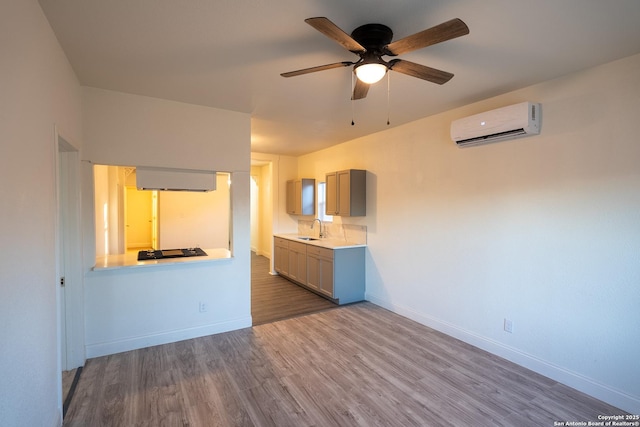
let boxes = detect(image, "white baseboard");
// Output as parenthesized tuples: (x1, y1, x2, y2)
(85, 317, 252, 358)
(365, 293, 640, 414)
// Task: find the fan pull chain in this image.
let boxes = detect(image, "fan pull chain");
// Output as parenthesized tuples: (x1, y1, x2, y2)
(387, 71, 391, 125)
(351, 72, 355, 126)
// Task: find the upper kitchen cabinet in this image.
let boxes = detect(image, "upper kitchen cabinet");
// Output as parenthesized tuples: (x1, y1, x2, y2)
(325, 169, 366, 216)
(286, 178, 315, 215)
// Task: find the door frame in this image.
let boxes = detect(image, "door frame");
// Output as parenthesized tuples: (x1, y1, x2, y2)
(54, 125, 85, 378)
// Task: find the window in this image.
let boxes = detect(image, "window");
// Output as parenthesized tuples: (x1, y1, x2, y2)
(317, 182, 333, 222)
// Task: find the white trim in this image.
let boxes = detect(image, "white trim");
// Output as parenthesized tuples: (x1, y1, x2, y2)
(365, 293, 640, 414)
(53, 126, 63, 425)
(54, 125, 85, 424)
(85, 317, 252, 358)
(55, 126, 85, 370)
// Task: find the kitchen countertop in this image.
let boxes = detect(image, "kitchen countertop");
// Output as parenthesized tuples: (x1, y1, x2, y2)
(93, 248, 232, 271)
(274, 234, 367, 249)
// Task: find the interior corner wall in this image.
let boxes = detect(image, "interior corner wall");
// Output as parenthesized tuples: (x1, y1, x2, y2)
(81, 87, 252, 358)
(297, 53, 640, 413)
(0, 1, 83, 426)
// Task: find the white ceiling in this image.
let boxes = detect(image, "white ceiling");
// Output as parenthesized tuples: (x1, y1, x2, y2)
(39, 0, 640, 156)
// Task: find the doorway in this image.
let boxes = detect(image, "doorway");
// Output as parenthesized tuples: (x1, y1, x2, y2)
(249, 157, 336, 324)
(124, 186, 156, 251)
(55, 128, 84, 417)
(250, 159, 273, 258)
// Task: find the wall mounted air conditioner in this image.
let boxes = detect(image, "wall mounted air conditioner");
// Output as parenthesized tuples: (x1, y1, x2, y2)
(136, 166, 216, 192)
(451, 101, 541, 147)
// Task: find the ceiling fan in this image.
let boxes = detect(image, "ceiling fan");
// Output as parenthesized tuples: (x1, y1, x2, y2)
(281, 17, 469, 100)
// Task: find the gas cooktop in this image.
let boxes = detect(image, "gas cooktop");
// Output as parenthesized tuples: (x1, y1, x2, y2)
(137, 248, 208, 261)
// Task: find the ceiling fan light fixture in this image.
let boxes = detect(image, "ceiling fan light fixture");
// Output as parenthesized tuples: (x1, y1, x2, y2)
(355, 62, 387, 84)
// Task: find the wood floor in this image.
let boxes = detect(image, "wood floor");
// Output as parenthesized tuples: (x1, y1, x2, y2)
(251, 252, 336, 325)
(63, 302, 625, 426)
(62, 369, 77, 403)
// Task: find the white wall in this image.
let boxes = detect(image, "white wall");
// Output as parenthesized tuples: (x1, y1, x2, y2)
(82, 88, 251, 357)
(259, 163, 274, 256)
(0, 1, 83, 425)
(297, 53, 640, 413)
(82, 87, 248, 171)
(158, 173, 231, 249)
(250, 165, 270, 255)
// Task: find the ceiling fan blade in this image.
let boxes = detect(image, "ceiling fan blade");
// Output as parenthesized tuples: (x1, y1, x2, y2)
(305, 17, 366, 54)
(384, 18, 469, 56)
(389, 59, 454, 84)
(351, 78, 370, 100)
(281, 61, 353, 78)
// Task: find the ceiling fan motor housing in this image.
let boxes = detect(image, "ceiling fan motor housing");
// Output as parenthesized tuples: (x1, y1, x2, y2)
(350, 23, 393, 54)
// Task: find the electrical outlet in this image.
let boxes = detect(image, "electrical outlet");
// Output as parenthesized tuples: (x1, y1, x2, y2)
(199, 301, 208, 313)
(504, 318, 513, 333)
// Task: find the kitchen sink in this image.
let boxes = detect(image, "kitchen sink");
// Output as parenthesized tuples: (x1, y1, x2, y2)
(297, 237, 318, 241)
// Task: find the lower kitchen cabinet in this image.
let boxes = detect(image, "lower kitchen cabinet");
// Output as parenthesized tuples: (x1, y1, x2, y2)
(273, 236, 365, 305)
(287, 241, 307, 284)
(306, 246, 334, 297)
(274, 237, 289, 276)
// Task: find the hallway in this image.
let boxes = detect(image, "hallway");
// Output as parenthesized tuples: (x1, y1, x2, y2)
(251, 252, 336, 325)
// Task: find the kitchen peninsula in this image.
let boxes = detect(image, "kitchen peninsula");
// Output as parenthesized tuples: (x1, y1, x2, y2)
(93, 247, 231, 270)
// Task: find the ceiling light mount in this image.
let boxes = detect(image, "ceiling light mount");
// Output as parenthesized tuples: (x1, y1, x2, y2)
(351, 23, 392, 84)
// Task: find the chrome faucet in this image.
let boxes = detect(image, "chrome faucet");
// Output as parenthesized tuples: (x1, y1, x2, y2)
(311, 218, 325, 238)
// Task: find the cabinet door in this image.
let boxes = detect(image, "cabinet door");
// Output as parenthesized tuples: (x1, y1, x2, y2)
(306, 253, 319, 290)
(286, 180, 296, 214)
(296, 248, 307, 283)
(337, 170, 351, 216)
(307, 246, 334, 297)
(319, 257, 334, 297)
(325, 172, 337, 215)
(289, 248, 307, 283)
(287, 241, 307, 283)
(288, 249, 298, 280)
(347, 169, 366, 216)
(274, 237, 289, 276)
(294, 180, 303, 215)
(275, 243, 289, 276)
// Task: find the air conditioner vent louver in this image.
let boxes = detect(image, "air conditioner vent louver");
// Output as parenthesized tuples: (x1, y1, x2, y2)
(456, 128, 527, 146)
(451, 102, 541, 148)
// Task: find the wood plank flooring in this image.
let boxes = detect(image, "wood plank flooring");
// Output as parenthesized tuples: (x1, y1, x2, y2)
(251, 252, 336, 325)
(63, 302, 625, 426)
(62, 369, 77, 403)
